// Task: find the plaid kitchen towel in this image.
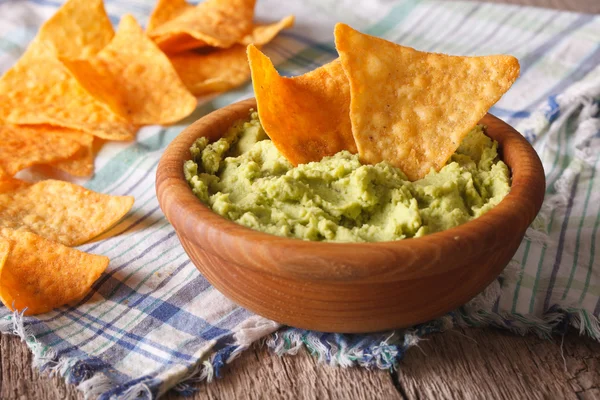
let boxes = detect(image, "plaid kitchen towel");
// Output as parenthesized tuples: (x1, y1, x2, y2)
(1, 0, 599, 398)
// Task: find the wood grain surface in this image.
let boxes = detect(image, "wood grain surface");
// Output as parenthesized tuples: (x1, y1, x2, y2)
(1, 0, 598, 399)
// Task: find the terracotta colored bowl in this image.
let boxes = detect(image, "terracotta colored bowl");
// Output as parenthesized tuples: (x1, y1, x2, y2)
(156, 98, 545, 333)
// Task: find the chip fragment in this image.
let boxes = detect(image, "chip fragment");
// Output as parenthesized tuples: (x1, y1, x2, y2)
(0, 229, 109, 315)
(334, 23, 519, 181)
(0, 125, 84, 179)
(0, 179, 134, 246)
(36, 0, 114, 58)
(248, 45, 356, 165)
(0, 42, 137, 141)
(148, 0, 256, 53)
(169, 16, 294, 96)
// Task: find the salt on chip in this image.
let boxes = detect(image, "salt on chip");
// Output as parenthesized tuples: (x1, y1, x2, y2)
(62, 15, 196, 125)
(169, 16, 294, 96)
(37, 0, 114, 59)
(148, 0, 256, 53)
(0, 125, 83, 179)
(0, 180, 134, 246)
(0, 229, 109, 315)
(248, 45, 356, 166)
(51, 133, 96, 177)
(0, 42, 137, 141)
(334, 23, 520, 181)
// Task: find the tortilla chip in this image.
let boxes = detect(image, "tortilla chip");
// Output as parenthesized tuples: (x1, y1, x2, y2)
(0, 179, 134, 246)
(147, 0, 190, 32)
(248, 45, 356, 165)
(169, 16, 294, 96)
(240, 16, 295, 46)
(0, 125, 83, 179)
(62, 15, 196, 125)
(148, 0, 256, 53)
(334, 23, 520, 181)
(51, 134, 96, 177)
(59, 58, 130, 119)
(37, 0, 114, 58)
(0, 42, 137, 141)
(170, 46, 249, 96)
(0, 229, 109, 315)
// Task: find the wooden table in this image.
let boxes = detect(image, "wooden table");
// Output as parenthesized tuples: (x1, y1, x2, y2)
(1, 0, 599, 399)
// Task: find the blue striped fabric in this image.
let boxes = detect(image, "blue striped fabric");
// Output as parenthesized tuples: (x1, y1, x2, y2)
(0, 0, 599, 398)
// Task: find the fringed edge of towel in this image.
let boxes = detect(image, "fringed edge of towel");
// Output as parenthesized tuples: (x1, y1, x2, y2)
(0, 312, 279, 399)
(265, 306, 600, 371)
(265, 260, 600, 370)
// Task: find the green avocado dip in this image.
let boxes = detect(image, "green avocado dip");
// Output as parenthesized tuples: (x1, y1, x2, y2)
(184, 111, 511, 242)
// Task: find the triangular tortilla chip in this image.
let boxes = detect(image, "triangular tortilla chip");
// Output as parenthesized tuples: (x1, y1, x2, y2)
(62, 15, 196, 125)
(37, 0, 114, 58)
(0, 179, 134, 246)
(148, 0, 256, 53)
(248, 45, 356, 166)
(170, 46, 250, 96)
(0, 125, 83, 179)
(0, 229, 109, 315)
(169, 16, 294, 96)
(0, 42, 137, 141)
(334, 23, 519, 181)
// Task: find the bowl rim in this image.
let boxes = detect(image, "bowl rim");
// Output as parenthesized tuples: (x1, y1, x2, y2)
(156, 97, 546, 280)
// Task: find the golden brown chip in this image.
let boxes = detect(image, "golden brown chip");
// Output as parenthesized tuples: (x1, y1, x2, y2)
(240, 16, 295, 46)
(334, 23, 519, 181)
(59, 58, 130, 119)
(0, 125, 84, 179)
(37, 0, 114, 58)
(0, 42, 137, 141)
(248, 45, 356, 165)
(50, 134, 96, 177)
(0, 229, 109, 315)
(62, 15, 196, 125)
(0, 180, 134, 246)
(169, 16, 294, 96)
(170, 46, 249, 96)
(147, 0, 190, 32)
(148, 0, 256, 53)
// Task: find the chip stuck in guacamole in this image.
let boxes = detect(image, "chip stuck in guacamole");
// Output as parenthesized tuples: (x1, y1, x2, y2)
(185, 23, 518, 242)
(184, 111, 511, 242)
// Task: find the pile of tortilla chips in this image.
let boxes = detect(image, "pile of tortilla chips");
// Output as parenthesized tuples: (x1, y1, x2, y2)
(0, 0, 293, 179)
(148, 0, 294, 96)
(248, 23, 520, 181)
(0, 178, 134, 315)
(0, 0, 294, 315)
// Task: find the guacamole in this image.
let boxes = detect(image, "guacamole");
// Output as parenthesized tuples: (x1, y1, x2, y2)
(184, 111, 511, 242)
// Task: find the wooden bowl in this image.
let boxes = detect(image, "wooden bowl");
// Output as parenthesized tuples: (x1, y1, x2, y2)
(156, 98, 545, 333)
